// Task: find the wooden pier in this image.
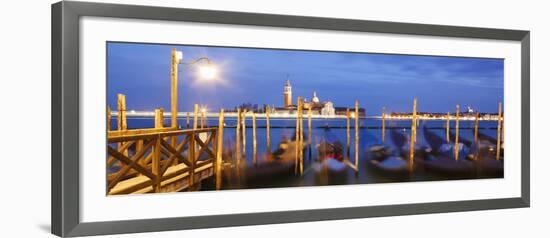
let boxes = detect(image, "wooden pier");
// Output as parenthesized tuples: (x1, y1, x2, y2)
(107, 127, 220, 195)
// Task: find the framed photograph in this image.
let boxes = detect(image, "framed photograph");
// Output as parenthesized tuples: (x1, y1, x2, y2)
(52, 1, 530, 237)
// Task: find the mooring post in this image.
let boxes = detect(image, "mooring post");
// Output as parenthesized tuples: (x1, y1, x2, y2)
(308, 106, 312, 144)
(216, 109, 224, 190)
(253, 112, 257, 166)
(454, 105, 460, 161)
(299, 98, 304, 176)
(496, 102, 502, 161)
(355, 100, 359, 174)
(295, 97, 301, 175)
(346, 108, 351, 157)
(308, 106, 312, 159)
(155, 108, 164, 129)
(200, 108, 205, 129)
(382, 107, 386, 143)
(446, 111, 450, 143)
(193, 104, 199, 130)
(242, 110, 247, 156)
(409, 98, 417, 172)
(266, 106, 271, 154)
(236, 108, 241, 165)
(117, 94, 128, 157)
(474, 111, 479, 144)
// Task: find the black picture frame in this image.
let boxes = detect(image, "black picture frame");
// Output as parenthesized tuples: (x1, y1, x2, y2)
(51, 1, 530, 237)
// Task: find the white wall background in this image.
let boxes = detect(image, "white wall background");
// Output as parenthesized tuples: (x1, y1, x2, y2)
(0, 0, 547, 237)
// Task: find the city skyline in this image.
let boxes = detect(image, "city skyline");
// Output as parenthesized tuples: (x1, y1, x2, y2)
(107, 42, 504, 114)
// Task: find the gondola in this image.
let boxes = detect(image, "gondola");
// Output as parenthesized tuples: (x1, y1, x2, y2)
(244, 134, 301, 187)
(449, 130, 472, 148)
(470, 129, 504, 177)
(421, 126, 476, 178)
(365, 129, 408, 177)
(312, 128, 348, 185)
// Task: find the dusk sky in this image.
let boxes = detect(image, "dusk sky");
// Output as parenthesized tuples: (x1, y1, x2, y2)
(107, 42, 504, 114)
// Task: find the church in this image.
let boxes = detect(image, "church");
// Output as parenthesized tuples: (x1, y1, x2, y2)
(274, 80, 336, 116)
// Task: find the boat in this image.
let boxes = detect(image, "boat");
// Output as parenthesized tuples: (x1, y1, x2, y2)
(312, 128, 349, 185)
(421, 126, 476, 178)
(365, 129, 408, 178)
(470, 129, 504, 177)
(244, 134, 301, 187)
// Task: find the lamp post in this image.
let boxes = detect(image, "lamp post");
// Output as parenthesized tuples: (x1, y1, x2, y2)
(170, 48, 219, 130)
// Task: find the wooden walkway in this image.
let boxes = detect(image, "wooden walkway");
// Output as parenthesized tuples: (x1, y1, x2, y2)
(107, 127, 221, 195)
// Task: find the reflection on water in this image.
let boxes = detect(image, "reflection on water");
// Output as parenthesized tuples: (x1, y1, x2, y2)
(113, 117, 503, 191)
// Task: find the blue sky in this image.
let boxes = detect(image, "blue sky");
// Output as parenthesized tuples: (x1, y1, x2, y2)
(107, 42, 504, 114)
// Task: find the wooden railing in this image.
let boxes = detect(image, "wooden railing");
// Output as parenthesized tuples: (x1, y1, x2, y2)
(106, 128, 219, 195)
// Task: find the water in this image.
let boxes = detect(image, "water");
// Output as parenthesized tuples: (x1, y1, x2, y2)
(110, 117, 502, 191)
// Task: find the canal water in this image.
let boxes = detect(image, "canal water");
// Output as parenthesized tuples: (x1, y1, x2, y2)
(111, 118, 502, 191)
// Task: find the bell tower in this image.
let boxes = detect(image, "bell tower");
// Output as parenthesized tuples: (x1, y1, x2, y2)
(284, 79, 292, 107)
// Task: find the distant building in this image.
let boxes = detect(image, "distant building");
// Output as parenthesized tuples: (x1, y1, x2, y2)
(283, 80, 292, 108)
(260, 79, 365, 117)
(321, 101, 335, 116)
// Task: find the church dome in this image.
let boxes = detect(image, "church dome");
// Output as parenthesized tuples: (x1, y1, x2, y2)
(312, 91, 320, 103)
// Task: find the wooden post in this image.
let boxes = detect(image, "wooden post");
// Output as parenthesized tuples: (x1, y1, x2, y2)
(409, 98, 417, 172)
(154, 108, 164, 129)
(474, 112, 479, 144)
(496, 102, 502, 161)
(200, 108, 205, 129)
(107, 106, 112, 131)
(170, 48, 179, 130)
(454, 105, 460, 161)
(236, 108, 241, 164)
(117, 94, 127, 131)
(193, 104, 199, 130)
(382, 107, 387, 142)
(346, 108, 350, 155)
(266, 106, 271, 154)
(295, 98, 301, 175)
(152, 135, 161, 192)
(186, 112, 190, 128)
(308, 106, 312, 144)
(117, 94, 128, 157)
(299, 98, 304, 176)
(253, 112, 257, 166)
(216, 109, 224, 190)
(242, 110, 247, 156)
(355, 100, 359, 173)
(446, 112, 450, 143)
(188, 132, 196, 188)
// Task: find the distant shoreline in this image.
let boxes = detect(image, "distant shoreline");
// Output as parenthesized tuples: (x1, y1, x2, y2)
(111, 111, 500, 121)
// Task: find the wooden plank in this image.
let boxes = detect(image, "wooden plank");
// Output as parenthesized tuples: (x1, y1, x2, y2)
(108, 139, 155, 190)
(107, 146, 156, 181)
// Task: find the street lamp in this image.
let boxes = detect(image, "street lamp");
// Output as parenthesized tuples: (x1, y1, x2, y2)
(170, 48, 219, 130)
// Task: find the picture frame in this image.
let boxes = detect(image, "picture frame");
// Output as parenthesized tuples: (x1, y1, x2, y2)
(51, 1, 530, 237)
